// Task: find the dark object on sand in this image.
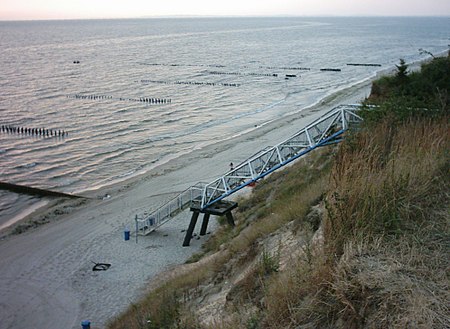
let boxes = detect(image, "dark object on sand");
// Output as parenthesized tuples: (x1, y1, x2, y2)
(92, 262, 111, 271)
(81, 320, 91, 329)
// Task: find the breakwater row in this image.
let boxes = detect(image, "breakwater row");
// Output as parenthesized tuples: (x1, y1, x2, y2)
(138, 62, 226, 68)
(139, 61, 340, 72)
(347, 63, 382, 67)
(320, 68, 342, 72)
(207, 71, 278, 77)
(70, 94, 113, 100)
(68, 94, 172, 104)
(139, 61, 312, 71)
(139, 79, 240, 87)
(1, 125, 67, 137)
(261, 66, 311, 70)
(138, 61, 358, 72)
(137, 61, 385, 81)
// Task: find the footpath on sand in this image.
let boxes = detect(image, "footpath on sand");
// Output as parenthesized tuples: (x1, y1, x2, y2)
(0, 81, 371, 329)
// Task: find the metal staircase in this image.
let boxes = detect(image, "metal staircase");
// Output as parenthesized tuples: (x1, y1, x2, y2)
(135, 104, 363, 235)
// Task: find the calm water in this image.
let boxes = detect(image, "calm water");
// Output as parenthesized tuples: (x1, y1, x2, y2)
(0, 17, 449, 227)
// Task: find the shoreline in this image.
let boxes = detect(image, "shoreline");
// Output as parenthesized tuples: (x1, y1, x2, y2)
(0, 76, 373, 329)
(0, 77, 373, 239)
(1, 52, 443, 237)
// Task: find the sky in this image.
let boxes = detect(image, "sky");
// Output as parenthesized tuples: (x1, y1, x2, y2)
(1, 0, 449, 21)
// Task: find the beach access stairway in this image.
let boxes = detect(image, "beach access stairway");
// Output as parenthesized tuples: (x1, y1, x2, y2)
(135, 104, 363, 235)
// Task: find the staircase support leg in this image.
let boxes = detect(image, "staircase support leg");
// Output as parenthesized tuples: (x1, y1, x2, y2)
(200, 213, 210, 236)
(183, 211, 200, 247)
(225, 211, 235, 227)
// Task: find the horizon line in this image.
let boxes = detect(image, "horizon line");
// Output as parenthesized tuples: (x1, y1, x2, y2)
(1, 14, 450, 22)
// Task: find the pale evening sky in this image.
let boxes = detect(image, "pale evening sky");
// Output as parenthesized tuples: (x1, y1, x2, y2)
(1, 0, 449, 21)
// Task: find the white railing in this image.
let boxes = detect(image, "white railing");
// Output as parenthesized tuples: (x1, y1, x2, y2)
(135, 104, 363, 235)
(135, 183, 205, 235)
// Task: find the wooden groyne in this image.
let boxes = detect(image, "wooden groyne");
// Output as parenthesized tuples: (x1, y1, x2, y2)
(347, 63, 382, 67)
(138, 62, 313, 71)
(139, 79, 241, 87)
(67, 94, 172, 104)
(0, 182, 85, 199)
(320, 68, 342, 72)
(138, 62, 226, 68)
(1, 125, 67, 137)
(137, 60, 386, 74)
(207, 71, 278, 77)
(262, 66, 311, 71)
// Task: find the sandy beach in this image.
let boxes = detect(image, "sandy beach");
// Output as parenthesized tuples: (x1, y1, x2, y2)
(0, 80, 372, 329)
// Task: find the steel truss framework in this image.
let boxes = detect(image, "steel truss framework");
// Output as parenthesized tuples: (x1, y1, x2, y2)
(136, 104, 363, 235)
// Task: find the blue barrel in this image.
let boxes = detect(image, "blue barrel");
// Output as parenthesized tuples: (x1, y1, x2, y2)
(124, 228, 130, 241)
(81, 320, 91, 329)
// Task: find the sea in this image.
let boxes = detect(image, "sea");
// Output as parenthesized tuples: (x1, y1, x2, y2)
(0, 16, 449, 230)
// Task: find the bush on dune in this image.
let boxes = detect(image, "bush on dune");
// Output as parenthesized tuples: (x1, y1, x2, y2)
(365, 54, 449, 123)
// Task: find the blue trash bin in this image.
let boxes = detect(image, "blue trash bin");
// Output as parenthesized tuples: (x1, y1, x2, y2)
(124, 228, 130, 241)
(81, 320, 91, 329)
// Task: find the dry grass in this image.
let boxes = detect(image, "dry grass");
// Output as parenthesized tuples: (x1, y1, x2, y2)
(107, 149, 333, 329)
(107, 251, 231, 329)
(107, 114, 449, 329)
(230, 115, 449, 329)
(260, 115, 449, 329)
(324, 116, 449, 257)
(325, 239, 450, 329)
